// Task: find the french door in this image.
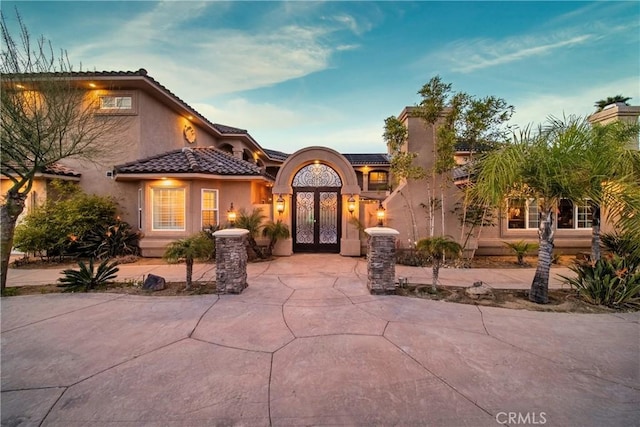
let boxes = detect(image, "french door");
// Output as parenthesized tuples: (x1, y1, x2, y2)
(293, 188, 341, 253)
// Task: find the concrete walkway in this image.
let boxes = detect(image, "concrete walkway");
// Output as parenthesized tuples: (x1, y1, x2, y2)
(2, 254, 638, 426)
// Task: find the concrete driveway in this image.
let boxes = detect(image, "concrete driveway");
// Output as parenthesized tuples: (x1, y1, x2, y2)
(2, 254, 638, 426)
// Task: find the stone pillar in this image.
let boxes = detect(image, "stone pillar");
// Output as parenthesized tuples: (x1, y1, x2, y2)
(364, 227, 399, 294)
(213, 229, 249, 294)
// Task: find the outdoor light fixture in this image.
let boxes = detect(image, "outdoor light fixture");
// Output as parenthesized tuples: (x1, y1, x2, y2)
(276, 195, 285, 215)
(227, 203, 237, 227)
(347, 195, 356, 214)
(376, 200, 385, 227)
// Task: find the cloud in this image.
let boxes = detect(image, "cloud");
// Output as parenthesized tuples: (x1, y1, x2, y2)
(192, 97, 384, 154)
(426, 4, 638, 75)
(510, 76, 640, 129)
(68, 1, 364, 102)
(432, 32, 594, 74)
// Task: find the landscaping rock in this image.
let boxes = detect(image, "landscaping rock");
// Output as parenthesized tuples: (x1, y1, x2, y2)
(142, 274, 166, 291)
(465, 281, 494, 300)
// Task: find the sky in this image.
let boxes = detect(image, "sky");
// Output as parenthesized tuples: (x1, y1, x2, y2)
(3, 1, 639, 154)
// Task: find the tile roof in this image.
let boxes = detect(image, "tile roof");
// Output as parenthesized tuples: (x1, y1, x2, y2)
(42, 163, 82, 177)
(115, 147, 267, 177)
(342, 153, 390, 166)
(263, 148, 290, 161)
(260, 150, 390, 166)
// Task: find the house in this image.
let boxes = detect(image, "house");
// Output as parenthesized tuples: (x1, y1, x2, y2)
(3, 69, 637, 258)
(2, 69, 390, 257)
(383, 103, 640, 255)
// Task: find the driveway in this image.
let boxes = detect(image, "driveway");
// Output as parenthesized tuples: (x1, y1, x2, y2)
(2, 254, 638, 426)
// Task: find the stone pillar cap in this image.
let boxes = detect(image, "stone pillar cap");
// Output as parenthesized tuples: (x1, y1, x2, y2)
(213, 228, 250, 237)
(364, 227, 400, 236)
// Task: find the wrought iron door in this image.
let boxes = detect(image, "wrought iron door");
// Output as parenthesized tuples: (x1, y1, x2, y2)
(292, 163, 342, 253)
(293, 188, 341, 253)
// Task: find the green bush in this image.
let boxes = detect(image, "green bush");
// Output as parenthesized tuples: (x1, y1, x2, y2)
(58, 259, 120, 292)
(14, 181, 120, 260)
(601, 231, 640, 263)
(561, 256, 640, 308)
(503, 240, 539, 265)
(78, 219, 141, 259)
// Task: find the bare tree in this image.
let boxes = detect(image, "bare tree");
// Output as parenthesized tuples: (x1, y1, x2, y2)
(1, 9, 125, 293)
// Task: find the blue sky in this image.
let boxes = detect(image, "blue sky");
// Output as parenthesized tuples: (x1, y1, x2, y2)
(4, 1, 639, 153)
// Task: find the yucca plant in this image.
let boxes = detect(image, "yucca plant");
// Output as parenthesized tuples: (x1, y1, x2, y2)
(58, 259, 120, 292)
(560, 256, 640, 308)
(261, 220, 290, 256)
(164, 232, 214, 290)
(416, 236, 462, 293)
(503, 240, 539, 266)
(79, 219, 141, 259)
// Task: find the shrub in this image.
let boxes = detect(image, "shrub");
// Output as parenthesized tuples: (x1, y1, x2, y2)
(58, 259, 120, 292)
(503, 240, 539, 266)
(262, 220, 290, 256)
(396, 248, 429, 266)
(14, 181, 119, 260)
(560, 256, 640, 308)
(235, 208, 267, 259)
(601, 231, 640, 262)
(78, 219, 141, 259)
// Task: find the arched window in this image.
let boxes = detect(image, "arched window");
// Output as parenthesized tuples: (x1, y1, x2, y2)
(292, 163, 342, 187)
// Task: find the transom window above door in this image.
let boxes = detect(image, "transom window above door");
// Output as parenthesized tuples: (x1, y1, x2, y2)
(293, 163, 342, 187)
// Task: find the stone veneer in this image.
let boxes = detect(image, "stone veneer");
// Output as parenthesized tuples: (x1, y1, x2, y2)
(364, 227, 399, 294)
(213, 229, 249, 294)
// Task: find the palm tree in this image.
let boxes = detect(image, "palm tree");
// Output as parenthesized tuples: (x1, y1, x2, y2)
(503, 240, 539, 266)
(235, 208, 267, 259)
(416, 236, 462, 293)
(472, 116, 640, 303)
(261, 220, 290, 256)
(594, 95, 631, 112)
(575, 119, 639, 261)
(163, 232, 214, 290)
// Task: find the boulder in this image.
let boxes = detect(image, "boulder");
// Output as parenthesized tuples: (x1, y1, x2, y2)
(465, 281, 494, 300)
(143, 274, 166, 291)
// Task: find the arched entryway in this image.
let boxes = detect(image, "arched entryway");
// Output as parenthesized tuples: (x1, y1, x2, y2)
(292, 163, 342, 253)
(272, 147, 361, 257)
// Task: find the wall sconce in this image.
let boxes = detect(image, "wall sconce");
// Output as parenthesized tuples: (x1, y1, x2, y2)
(227, 202, 237, 227)
(276, 195, 285, 215)
(347, 195, 356, 215)
(376, 200, 386, 227)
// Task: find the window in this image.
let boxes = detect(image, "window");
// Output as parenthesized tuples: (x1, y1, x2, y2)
(507, 199, 526, 229)
(99, 95, 132, 110)
(201, 189, 219, 229)
(508, 198, 591, 230)
(151, 187, 185, 230)
(368, 171, 388, 191)
(576, 200, 593, 229)
(558, 199, 592, 229)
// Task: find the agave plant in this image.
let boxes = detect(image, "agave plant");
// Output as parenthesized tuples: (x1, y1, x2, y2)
(560, 256, 640, 308)
(58, 259, 120, 292)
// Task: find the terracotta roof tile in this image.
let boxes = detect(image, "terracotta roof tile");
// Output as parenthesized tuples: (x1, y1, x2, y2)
(342, 154, 390, 166)
(42, 163, 82, 177)
(115, 147, 266, 177)
(263, 148, 290, 161)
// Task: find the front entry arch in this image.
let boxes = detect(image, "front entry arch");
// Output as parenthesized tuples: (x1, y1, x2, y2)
(272, 146, 362, 257)
(292, 163, 342, 253)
